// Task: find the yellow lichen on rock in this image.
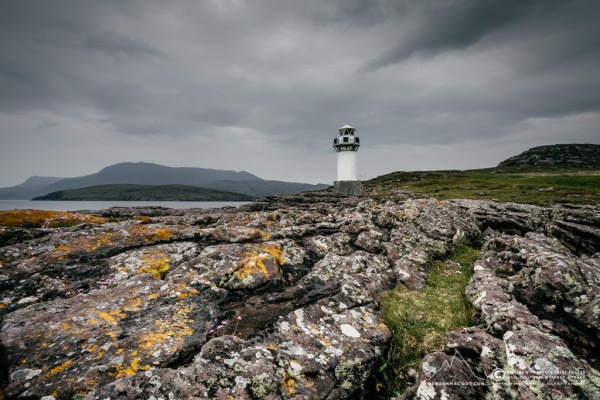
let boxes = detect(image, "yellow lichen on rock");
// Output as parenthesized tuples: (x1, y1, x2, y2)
(49, 232, 118, 261)
(132, 226, 174, 242)
(114, 357, 150, 379)
(97, 309, 125, 325)
(48, 359, 73, 376)
(259, 229, 271, 240)
(0, 209, 106, 228)
(123, 297, 143, 312)
(234, 243, 284, 281)
(139, 252, 170, 279)
(281, 374, 297, 396)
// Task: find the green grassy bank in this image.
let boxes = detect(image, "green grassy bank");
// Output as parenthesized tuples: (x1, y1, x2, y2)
(375, 245, 480, 398)
(365, 167, 600, 206)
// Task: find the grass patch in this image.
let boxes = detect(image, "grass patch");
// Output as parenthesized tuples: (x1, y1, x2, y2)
(364, 167, 600, 206)
(376, 245, 480, 398)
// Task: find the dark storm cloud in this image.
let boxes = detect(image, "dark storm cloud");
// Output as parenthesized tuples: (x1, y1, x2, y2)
(359, 0, 560, 72)
(0, 1, 164, 113)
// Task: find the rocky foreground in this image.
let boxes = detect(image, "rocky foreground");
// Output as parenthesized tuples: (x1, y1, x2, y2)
(0, 190, 599, 399)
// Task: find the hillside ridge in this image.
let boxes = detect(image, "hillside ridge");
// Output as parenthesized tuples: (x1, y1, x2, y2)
(498, 143, 600, 168)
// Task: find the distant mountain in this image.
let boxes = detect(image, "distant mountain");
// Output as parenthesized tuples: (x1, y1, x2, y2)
(498, 144, 600, 168)
(0, 176, 64, 200)
(44, 162, 260, 193)
(33, 184, 254, 201)
(0, 162, 329, 199)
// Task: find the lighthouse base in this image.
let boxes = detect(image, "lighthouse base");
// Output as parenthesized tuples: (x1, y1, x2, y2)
(334, 180, 362, 196)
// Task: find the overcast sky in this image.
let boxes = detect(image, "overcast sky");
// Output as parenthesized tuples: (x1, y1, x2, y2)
(1, 0, 599, 187)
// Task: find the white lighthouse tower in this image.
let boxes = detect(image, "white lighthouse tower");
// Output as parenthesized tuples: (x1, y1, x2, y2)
(333, 124, 361, 195)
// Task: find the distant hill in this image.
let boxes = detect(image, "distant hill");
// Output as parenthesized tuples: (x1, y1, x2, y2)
(44, 162, 259, 193)
(498, 144, 600, 168)
(0, 162, 329, 199)
(33, 184, 254, 201)
(0, 176, 64, 200)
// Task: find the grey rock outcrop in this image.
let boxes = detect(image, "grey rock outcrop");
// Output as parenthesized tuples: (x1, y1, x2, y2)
(408, 203, 600, 399)
(0, 191, 479, 399)
(498, 144, 600, 168)
(1, 190, 599, 399)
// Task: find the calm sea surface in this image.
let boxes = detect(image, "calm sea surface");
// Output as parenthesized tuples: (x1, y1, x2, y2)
(0, 200, 250, 212)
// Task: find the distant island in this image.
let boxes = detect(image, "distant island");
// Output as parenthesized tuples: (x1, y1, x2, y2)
(32, 184, 254, 202)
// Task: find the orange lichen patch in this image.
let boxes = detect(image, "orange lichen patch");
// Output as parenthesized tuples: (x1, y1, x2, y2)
(123, 297, 143, 312)
(234, 243, 284, 281)
(59, 321, 75, 332)
(106, 330, 118, 340)
(281, 374, 297, 396)
(49, 232, 118, 261)
(130, 225, 174, 242)
(138, 305, 195, 353)
(176, 288, 198, 299)
(136, 215, 152, 224)
(115, 357, 150, 379)
(87, 344, 99, 353)
(139, 252, 170, 279)
(259, 229, 271, 240)
(170, 281, 199, 299)
(97, 309, 125, 324)
(0, 209, 107, 228)
(152, 228, 174, 241)
(47, 226, 176, 262)
(48, 360, 73, 376)
(8, 276, 202, 398)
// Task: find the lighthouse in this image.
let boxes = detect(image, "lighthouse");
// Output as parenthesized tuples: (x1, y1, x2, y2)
(333, 124, 362, 195)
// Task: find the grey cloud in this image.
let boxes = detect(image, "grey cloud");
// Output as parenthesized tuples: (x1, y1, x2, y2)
(0, 0, 599, 187)
(38, 120, 62, 130)
(359, 0, 558, 72)
(79, 29, 165, 59)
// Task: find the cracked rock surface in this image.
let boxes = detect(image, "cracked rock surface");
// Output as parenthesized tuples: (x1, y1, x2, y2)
(1, 191, 599, 399)
(409, 201, 600, 400)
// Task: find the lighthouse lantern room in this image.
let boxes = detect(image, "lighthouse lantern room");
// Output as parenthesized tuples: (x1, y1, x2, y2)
(333, 124, 362, 195)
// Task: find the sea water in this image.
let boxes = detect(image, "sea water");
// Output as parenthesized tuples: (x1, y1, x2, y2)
(0, 200, 250, 212)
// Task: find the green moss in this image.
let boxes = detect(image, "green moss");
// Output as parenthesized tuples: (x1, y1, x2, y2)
(376, 245, 480, 397)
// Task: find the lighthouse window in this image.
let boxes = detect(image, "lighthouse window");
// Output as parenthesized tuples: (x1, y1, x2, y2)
(343, 137, 349, 143)
(355, 138, 360, 143)
(333, 138, 337, 145)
